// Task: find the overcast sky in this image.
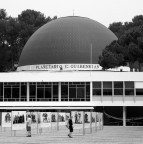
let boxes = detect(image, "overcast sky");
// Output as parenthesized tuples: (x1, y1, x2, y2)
(1, 0, 143, 27)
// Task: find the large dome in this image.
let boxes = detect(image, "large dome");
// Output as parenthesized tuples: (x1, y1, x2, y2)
(18, 16, 117, 68)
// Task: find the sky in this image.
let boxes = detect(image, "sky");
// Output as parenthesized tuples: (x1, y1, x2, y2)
(1, 0, 143, 27)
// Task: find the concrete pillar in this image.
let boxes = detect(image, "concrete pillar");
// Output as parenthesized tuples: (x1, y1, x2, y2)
(123, 106, 126, 127)
(58, 82, 61, 102)
(99, 113, 102, 130)
(27, 82, 29, 102)
(101, 113, 104, 130)
(37, 111, 39, 134)
(83, 111, 85, 135)
(95, 112, 97, 132)
(90, 110, 92, 133)
(57, 111, 59, 130)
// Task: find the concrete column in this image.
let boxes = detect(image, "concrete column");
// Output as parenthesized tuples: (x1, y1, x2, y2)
(95, 112, 97, 132)
(99, 113, 102, 130)
(123, 82, 125, 102)
(57, 111, 59, 130)
(123, 106, 126, 127)
(27, 82, 29, 102)
(101, 113, 104, 130)
(58, 82, 61, 101)
(90, 110, 92, 133)
(37, 111, 39, 134)
(83, 111, 85, 135)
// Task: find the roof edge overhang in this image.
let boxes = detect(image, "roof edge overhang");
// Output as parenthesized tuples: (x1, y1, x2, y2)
(0, 71, 143, 82)
(0, 106, 94, 110)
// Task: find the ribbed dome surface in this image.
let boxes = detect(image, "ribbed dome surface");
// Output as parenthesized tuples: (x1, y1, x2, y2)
(18, 16, 117, 67)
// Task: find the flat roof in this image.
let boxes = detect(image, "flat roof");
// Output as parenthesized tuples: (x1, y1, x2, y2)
(0, 106, 94, 110)
(0, 71, 142, 82)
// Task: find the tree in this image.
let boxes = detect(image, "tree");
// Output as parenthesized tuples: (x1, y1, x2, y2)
(18, 9, 47, 27)
(109, 15, 143, 38)
(132, 15, 143, 27)
(109, 22, 125, 38)
(119, 26, 143, 71)
(0, 9, 57, 72)
(18, 9, 56, 49)
(99, 15, 143, 71)
(0, 9, 7, 20)
(99, 18, 143, 71)
(98, 41, 125, 70)
(0, 9, 11, 71)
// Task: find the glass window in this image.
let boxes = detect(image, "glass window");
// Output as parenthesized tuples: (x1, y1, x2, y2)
(103, 82, 112, 88)
(69, 84, 76, 87)
(37, 88, 44, 99)
(125, 89, 134, 95)
(125, 82, 134, 88)
(45, 88, 51, 99)
(93, 82, 101, 88)
(114, 82, 123, 88)
(125, 82, 134, 96)
(114, 89, 123, 95)
(86, 83, 90, 101)
(93, 89, 101, 95)
(103, 89, 112, 96)
(21, 85, 26, 96)
(114, 82, 123, 96)
(61, 85, 68, 96)
(30, 84, 36, 101)
(21, 85, 27, 101)
(0, 83, 3, 101)
(4, 88, 11, 99)
(93, 82, 101, 97)
(136, 89, 143, 96)
(0, 83, 3, 96)
(12, 88, 19, 100)
(103, 82, 112, 96)
(53, 85, 58, 99)
(61, 82, 90, 101)
(77, 88, 84, 98)
(45, 84, 51, 88)
(69, 88, 76, 100)
(86, 84, 90, 96)
(30, 85, 36, 96)
(61, 84, 68, 101)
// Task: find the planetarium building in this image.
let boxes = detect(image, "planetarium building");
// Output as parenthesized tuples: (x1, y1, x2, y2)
(0, 16, 143, 126)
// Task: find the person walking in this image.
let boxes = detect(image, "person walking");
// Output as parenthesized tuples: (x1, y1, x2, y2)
(26, 114, 32, 137)
(67, 116, 73, 138)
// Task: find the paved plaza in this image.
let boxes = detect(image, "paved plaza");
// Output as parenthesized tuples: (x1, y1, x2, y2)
(0, 126, 143, 144)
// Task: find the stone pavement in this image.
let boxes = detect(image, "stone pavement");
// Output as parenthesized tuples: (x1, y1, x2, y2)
(0, 126, 143, 144)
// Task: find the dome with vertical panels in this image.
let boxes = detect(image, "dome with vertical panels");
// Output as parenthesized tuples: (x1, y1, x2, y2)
(18, 16, 117, 70)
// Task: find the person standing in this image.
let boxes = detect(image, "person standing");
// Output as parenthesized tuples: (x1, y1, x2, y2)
(26, 115, 32, 137)
(67, 116, 73, 138)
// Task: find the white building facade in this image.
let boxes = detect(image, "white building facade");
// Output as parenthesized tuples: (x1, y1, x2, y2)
(0, 71, 143, 126)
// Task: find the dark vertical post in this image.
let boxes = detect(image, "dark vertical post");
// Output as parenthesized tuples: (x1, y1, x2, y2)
(123, 106, 126, 127)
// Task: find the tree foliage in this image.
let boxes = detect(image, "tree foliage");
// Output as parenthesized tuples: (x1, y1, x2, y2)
(0, 9, 57, 72)
(0, 9, 7, 20)
(99, 15, 143, 71)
